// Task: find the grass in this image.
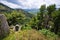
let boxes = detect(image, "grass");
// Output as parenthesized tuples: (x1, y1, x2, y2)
(2, 29, 59, 40)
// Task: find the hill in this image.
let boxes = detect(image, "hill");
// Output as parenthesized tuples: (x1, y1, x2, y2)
(0, 3, 33, 18)
(24, 9, 39, 15)
(0, 3, 13, 13)
(0, 3, 34, 25)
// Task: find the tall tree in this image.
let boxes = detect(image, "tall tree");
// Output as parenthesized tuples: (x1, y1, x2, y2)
(46, 4, 56, 30)
(40, 5, 46, 20)
(47, 4, 56, 20)
(52, 10, 60, 34)
(37, 5, 47, 29)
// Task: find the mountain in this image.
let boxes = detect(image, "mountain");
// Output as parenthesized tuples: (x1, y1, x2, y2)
(15, 9, 34, 18)
(0, 3, 13, 12)
(24, 9, 39, 15)
(0, 3, 33, 18)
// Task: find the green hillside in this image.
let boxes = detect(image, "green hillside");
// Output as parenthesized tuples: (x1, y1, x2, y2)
(0, 3, 33, 18)
(0, 3, 60, 40)
(0, 3, 33, 25)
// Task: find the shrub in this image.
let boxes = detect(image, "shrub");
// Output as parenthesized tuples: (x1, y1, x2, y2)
(39, 29, 58, 40)
(21, 25, 32, 30)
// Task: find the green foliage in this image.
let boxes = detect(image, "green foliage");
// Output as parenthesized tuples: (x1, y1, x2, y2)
(4, 10, 30, 25)
(37, 5, 49, 29)
(39, 29, 58, 40)
(0, 3, 60, 39)
(51, 10, 60, 35)
(3, 32, 15, 40)
(21, 25, 32, 30)
(25, 4, 60, 37)
(47, 4, 56, 14)
(39, 29, 57, 36)
(52, 10, 60, 19)
(28, 12, 48, 30)
(40, 5, 46, 13)
(3, 29, 58, 40)
(27, 16, 41, 30)
(40, 5, 46, 20)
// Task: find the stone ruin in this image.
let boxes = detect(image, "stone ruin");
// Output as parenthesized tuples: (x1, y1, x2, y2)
(12, 24, 22, 31)
(0, 14, 9, 38)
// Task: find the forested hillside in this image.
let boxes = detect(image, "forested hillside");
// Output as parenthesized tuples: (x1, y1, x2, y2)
(0, 3, 33, 25)
(0, 2, 60, 40)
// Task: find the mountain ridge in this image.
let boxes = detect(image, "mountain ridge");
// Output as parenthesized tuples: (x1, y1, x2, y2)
(0, 3, 33, 18)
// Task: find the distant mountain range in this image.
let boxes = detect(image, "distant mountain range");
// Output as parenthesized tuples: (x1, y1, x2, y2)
(24, 9, 39, 15)
(0, 3, 34, 18)
(0, 2, 39, 15)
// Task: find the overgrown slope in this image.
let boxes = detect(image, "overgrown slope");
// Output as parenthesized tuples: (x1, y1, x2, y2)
(3, 29, 58, 40)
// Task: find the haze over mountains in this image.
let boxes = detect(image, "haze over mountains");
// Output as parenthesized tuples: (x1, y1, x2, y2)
(0, 3, 34, 18)
(0, 0, 60, 14)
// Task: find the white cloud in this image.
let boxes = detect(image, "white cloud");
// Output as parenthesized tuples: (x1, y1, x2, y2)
(0, 0, 23, 9)
(0, 0, 60, 9)
(45, 0, 60, 8)
(45, 0, 60, 6)
(16, 0, 60, 9)
(17, 0, 45, 9)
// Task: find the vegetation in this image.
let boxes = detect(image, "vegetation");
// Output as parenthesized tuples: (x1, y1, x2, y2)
(2, 29, 58, 40)
(0, 3, 60, 40)
(4, 10, 28, 25)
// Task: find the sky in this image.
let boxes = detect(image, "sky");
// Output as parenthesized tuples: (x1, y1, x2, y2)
(0, 0, 60, 9)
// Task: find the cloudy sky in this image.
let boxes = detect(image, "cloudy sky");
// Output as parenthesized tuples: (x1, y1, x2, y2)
(0, 0, 60, 9)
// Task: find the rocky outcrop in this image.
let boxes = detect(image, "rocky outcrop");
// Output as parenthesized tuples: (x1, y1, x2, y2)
(0, 14, 9, 38)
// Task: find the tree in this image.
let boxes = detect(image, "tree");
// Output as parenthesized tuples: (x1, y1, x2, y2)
(52, 10, 60, 35)
(40, 5, 46, 20)
(47, 4, 56, 20)
(37, 5, 49, 29)
(39, 5, 49, 29)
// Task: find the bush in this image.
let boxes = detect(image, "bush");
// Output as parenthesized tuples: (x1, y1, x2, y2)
(21, 25, 32, 30)
(39, 29, 58, 40)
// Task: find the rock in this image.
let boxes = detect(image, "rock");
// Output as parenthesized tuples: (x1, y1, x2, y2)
(0, 14, 9, 38)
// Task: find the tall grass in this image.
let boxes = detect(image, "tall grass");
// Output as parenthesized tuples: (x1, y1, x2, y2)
(2, 29, 59, 40)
